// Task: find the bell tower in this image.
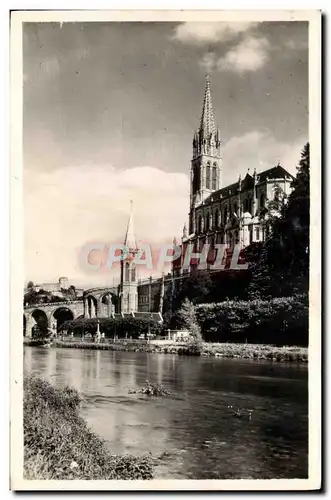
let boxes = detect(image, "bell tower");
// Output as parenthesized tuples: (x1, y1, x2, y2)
(189, 74, 222, 234)
(120, 201, 138, 313)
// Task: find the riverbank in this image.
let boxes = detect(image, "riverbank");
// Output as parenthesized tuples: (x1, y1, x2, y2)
(24, 375, 154, 480)
(24, 338, 308, 363)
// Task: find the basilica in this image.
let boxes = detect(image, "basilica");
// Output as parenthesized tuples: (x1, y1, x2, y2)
(173, 75, 294, 274)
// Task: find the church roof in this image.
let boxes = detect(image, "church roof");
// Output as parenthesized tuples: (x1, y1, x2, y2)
(204, 165, 293, 204)
(124, 200, 137, 250)
(256, 164, 294, 182)
(199, 73, 216, 137)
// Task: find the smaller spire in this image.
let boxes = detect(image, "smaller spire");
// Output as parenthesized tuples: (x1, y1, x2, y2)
(238, 173, 242, 191)
(124, 200, 137, 251)
(253, 167, 257, 180)
(182, 223, 188, 239)
(173, 236, 178, 246)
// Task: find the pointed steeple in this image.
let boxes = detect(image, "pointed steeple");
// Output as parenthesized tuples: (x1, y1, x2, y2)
(124, 200, 137, 251)
(199, 73, 216, 138)
(192, 73, 221, 160)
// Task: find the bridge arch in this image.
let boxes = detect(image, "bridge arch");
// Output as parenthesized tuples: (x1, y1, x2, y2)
(99, 292, 117, 317)
(52, 307, 74, 333)
(30, 309, 49, 338)
(85, 295, 98, 318)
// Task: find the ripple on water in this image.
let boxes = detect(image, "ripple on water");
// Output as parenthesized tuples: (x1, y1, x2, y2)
(24, 347, 309, 480)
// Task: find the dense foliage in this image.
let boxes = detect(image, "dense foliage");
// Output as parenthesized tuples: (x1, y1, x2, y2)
(24, 375, 154, 480)
(248, 143, 310, 299)
(195, 294, 308, 346)
(61, 316, 163, 338)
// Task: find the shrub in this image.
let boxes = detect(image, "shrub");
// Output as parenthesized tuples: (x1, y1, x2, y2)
(195, 294, 308, 346)
(138, 381, 170, 397)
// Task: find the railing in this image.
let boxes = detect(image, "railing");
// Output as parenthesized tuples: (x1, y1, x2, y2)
(83, 287, 117, 295)
(24, 299, 83, 310)
(55, 336, 148, 345)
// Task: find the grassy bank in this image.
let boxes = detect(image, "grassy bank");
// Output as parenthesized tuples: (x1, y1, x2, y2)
(24, 338, 308, 362)
(201, 342, 308, 362)
(24, 375, 154, 480)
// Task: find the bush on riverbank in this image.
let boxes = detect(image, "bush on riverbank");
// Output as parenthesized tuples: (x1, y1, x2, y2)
(195, 294, 308, 346)
(202, 343, 308, 363)
(24, 375, 154, 480)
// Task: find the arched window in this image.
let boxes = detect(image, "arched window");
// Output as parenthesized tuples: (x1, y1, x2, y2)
(205, 212, 210, 232)
(233, 202, 238, 215)
(212, 165, 217, 190)
(206, 163, 211, 189)
(223, 206, 228, 224)
(244, 198, 249, 212)
(198, 215, 202, 233)
(125, 262, 130, 281)
(131, 264, 136, 282)
(214, 209, 219, 228)
(193, 165, 200, 194)
(249, 225, 253, 245)
(260, 192, 265, 210)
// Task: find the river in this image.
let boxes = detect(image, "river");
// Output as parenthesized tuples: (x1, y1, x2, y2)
(24, 346, 308, 480)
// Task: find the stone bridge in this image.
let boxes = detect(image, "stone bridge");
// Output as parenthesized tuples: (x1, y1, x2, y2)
(24, 286, 120, 337)
(83, 287, 119, 318)
(24, 300, 85, 337)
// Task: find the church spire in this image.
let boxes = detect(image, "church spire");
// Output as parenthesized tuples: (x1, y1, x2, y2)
(192, 73, 221, 160)
(124, 200, 137, 251)
(199, 73, 216, 137)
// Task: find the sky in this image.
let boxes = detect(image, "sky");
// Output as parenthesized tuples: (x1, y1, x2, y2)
(23, 20, 308, 287)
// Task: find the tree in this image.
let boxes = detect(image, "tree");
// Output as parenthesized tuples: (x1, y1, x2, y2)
(27, 281, 34, 290)
(173, 270, 213, 308)
(282, 142, 310, 287)
(249, 143, 310, 298)
(67, 285, 77, 300)
(176, 298, 202, 341)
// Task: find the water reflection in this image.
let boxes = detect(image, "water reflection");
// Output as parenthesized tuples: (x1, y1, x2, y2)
(24, 347, 308, 479)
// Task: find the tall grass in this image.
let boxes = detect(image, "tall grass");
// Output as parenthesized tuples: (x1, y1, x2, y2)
(24, 375, 154, 480)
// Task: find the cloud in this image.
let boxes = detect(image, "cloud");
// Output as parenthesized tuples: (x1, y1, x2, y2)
(283, 37, 308, 51)
(173, 22, 255, 44)
(200, 52, 217, 72)
(24, 136, 307, 286)
(222, 130, 306, 185)
(217, 36, 270, 73)
(24, 165, 189, 286)
(199, 36, 270, 74)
